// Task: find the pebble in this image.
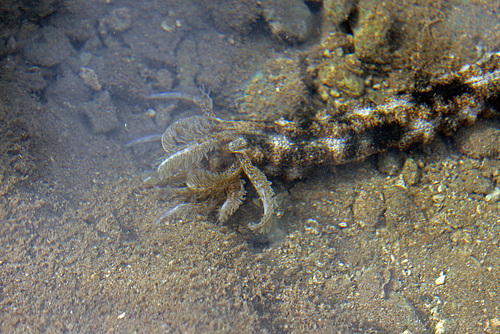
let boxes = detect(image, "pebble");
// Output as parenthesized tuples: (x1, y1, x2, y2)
(401, 158, 421, 186)
(485, 187, 500, 203)
(432, 194, 446, 203)
(261, 0, 314, 44)
(144, 108, 157, 118)
(353, 3, 392, 62)
(79, 67, 102, 91)
(435, 271, 446, 285)
(338, 222, 348, 228)
(377, 150, 404, 175)
(462, 168, 493, 195)
(455, 121, 500, 159)
(107, 7, 132, 32)
(160, 19, 175, 32)
(435, 319, 446, 334)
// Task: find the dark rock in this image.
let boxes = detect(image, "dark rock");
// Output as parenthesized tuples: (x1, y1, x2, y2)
(24, 26, 75, 67)
(45, 70, 93, 105)
(79, 91, 120, 134)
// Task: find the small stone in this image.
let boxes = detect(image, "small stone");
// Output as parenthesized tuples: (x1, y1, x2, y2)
(401, 158, 421, 186)
(153, 69, 175, 91)
(353, 3, 392, 62)
(455, 121, 500, 159)
(383, 185, 426, 232)
(45, 70, 93, 104)
(304, 218, 321, 235)
(451, 230, 472, 244)
(486, 187, 500, 203)
(435, 271, 446, 285)
(490, 317, 500, 328)
(143, 175, 160, 188)
(262, 0, 314, 44)
(79, 67, 102, 91)
(107, 7, 132, 32)
(144, 108, 156, 118)
(435, 319, 446, 334)
(462, 168, 493, 195)
(161, 19, 175, 32)
(432, 194, 446, 203)
(377, 150, 404, 176)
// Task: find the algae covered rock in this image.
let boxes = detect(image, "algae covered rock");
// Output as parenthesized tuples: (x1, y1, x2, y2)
(323, 0, 356, 27)
(353, 2, 392, 63)
(238, 57, 308, 120)
(316, 52, 365, 100)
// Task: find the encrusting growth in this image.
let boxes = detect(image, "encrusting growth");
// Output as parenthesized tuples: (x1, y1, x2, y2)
(146, 53, 500, 234)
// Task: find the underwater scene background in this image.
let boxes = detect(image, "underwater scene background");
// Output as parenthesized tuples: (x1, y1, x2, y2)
(1, 0, 500, 332)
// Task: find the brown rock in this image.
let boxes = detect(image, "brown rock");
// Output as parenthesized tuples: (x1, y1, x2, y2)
(353, 190, 384, 228)
(24, 26, 74, 67)
(455, 121, 500, 159)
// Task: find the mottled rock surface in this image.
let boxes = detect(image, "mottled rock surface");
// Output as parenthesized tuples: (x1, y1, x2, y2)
(262, 0, 315, 44)
(455, 121, 500, 159)
(79, 91, 120, 134)
(24, 26, 75, 67)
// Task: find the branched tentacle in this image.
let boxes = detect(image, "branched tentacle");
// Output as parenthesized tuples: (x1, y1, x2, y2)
(186, 163, 242, 195)
(229, 137, 277, 233)
(218, 179, 246, 223)
(161, 116, 214, 156)
(158, 138, 220, 180)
